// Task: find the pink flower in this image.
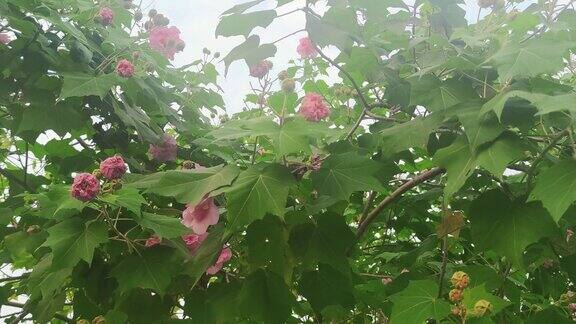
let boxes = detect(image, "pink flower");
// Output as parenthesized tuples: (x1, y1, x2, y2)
(148, 134, 177, 162)
(181, 196, 219, 234)
(116, 59, 135, 78)
(99, 155, 127, 179)
(145, 235, 162, 247)
(149, 26, 185, 60)
(99, 7, 114, 26)
(249, 60, 273, 79)
(570, 303, 576, 313)
(206, 247, 232, 275)
(0, 33, 12, 45)
(182, 233, 208, 253)
(297, 37, 317, 58)
(71, 173, 100, 201)
(299, 92, 330, 122)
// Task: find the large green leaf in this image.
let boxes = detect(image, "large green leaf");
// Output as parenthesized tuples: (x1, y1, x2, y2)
(477, 134, 526, 179)
(289, 213, 355, 274)
(434, 136, 476, 201)
(216, 10, 276, 37)
(462, 284, 510, 317)
(111, 246, 180, 295)
(490, 37, 573, 81)
(59, 73, 119, 99)
(311, 152, 384, 201)
(237, 269, 295, 323)
(145, 165, 240, 205)
(226, 164, 294, 231)
(222, 35, 277, 74)
(481, 90, 576, 119)
(298, 264, 355, 313)
(469, 190, 557, 267)
(378, 113, 444, 155)
(529, 160, 576, 222)
(136, 212, 190, 239)
(389, 280, 451, 324)
(43, 218, 108, 270)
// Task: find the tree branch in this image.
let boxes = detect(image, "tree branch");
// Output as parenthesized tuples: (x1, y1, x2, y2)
(356, 167, 445, 238)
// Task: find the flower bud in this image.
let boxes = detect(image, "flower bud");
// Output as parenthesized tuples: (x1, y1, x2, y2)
(77, 320, 90, 324)
(144, 20, 154, 30)
(278, 70, 289, 80)
(450, 271, 470, 289)
(282, 78, 296, 93)
(92, 315, 106, 324)
(132, 51, 140, 59)
(473, 299, 492, 316)
(449, 289, 463, 302)
(203, 47, 211, 55)
(569, 303, 576, 313)
(182, 160, 194, 169)
(214, 52, 220, 58)
(148, 9, 157, 18)
(134, 10, 143, 21)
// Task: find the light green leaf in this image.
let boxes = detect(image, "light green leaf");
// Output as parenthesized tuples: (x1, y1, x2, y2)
(477, 134, 526, 179)
(100, 187, 146, 215)
(137, 212, 189, 238)
(469, 190, 557, 267)
(146, 165, 240, 205)
(490, 37, 573, 81)
(44, 218, 108, 269)
(226, 164, 294, 231)
(481, 90, 576, 119)
(389, 280, 451, 324)
(222, 35, 277, 74)
(216, 10, 276, 37)
(379, 113, 444, 155)
(59, 73, 119, 99)
(456, 103, 504, 149)
(311, 152, 384, 201)
(529, 160, 576, 222)
(434, 136, 476, 201)
(31, 185, 84, 219)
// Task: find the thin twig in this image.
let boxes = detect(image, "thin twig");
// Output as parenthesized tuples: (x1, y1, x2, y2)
(526, 129, 569, 186)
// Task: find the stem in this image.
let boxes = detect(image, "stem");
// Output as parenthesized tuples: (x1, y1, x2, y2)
(437, 236, 448, 298)
(356, 168, 445, 238)
(271, 29, 306, 44)
(526, 128, 569, 186)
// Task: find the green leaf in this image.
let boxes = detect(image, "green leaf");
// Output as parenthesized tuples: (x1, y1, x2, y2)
(410, 75, 475, 112)
(221, 0, 265, 15)
(111, 246, 180, 295)
(59, 73, 119, 99)
(456, 103, 504, 149)
(462, 284, 510, 317)
(226, 164, 294, 231)
(44, 218, 108, 270)
(298, 264, 355, 313)
(529, 160, 576, 222)
(137, 212, 189, 238)
(434, 136, 476, 201)
(378, 113, 443, 155)
(99, 187, 146, 215)
(216, 10, 276, 37)
(145, 165, 240, 205)
(481, 90, 576, 119)
(389, 280, 451, 324)
(237, 269, 295, 323)
(490, 37, 573, 81)
(222, 35, 276, 74)
(311, 152, 384, 201)
(469, 190, 557, 267)
(289, 213, 355, 275)
(31, 185, 84, 219)
(246, 216, 290, 277)
(17, 100, 88, 136)
(477, 134, 526, 179)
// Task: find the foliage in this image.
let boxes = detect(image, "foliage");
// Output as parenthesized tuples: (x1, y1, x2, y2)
(1, 0, 576, 323)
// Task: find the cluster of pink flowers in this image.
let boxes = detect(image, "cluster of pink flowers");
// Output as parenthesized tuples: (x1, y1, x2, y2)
(71, 173, 100, 201)
(249, 60, 273, 79)
(0, 33, 12, 45)
(149, 26, 185, 60)
(149, 134, 178, 162)
(297, 37, 317, 58)
(182, 196, 219, 235)
(99, 7, 114, 26)
(116, 59, 135, 78)
(99, 156, 127, 179)
(299, 92, 330, 122)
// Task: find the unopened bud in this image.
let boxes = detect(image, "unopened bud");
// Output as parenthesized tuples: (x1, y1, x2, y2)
(134, 11, 143, 21)
(278, 70, 288, 80)
(214, 52, 220, 58)
(282, 78, 295, 93)
(203, 47, 211, 55)
(473, 300, 492, 316)
(92, 315, 106, 324)
(148, 9, 157, 18)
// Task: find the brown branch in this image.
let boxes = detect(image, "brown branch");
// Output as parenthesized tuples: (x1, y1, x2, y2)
(356, 167, 445, 238)
(0, 273, 29, 283)
(4, 301, 74, 323)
